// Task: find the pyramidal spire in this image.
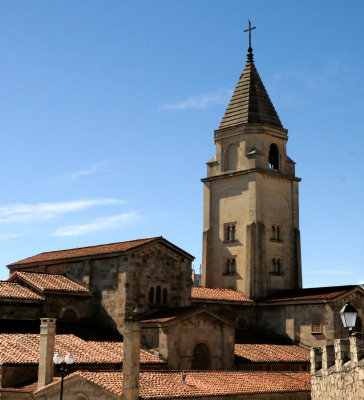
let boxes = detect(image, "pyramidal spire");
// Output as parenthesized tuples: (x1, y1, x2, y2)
(219, 23, 282, 130)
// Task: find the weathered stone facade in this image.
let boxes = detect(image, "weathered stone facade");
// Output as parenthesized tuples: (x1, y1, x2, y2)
(201, 56, 301, 298)
(256, 288, 364, 347)
(8, 239, 193, 332)
(141, 308, 235, 370)
(311, 336, 364, 399)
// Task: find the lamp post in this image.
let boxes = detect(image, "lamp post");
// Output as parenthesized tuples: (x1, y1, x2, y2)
(339, 302, 358, 336)
(53, 352, 74, 400)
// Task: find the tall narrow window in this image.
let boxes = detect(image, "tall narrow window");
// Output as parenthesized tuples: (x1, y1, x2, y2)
(269, 144, 279, 170)
(226, 258, 237, 274)
(226, 144, 238, 170)
(226, 226, 231, 241)
(156, 286, 161, 304)
(231, 226, 236, 241)
(271, 257, 282, 275)
(230, 258, 236, 273)
(225, 223, 237, 242)
(271, 258, 277, 274)
(271, 224, 282, 241)
(162, 288, 168, 304)
(149, 287, 155, 304)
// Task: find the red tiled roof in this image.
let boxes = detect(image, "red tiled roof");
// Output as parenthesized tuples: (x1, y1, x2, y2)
(0, 334, 163, 365)
(8, 272, 90, 294)
(263, 285, 359, 302)
(235, 344, 310, 363)
(9, 237, 161, 266)
(57, 370, 310, 398)
(0, 381, 39, 393)
(0, 281, 44, 301)
(191, 287, 253, 303)
(141, 307, 198, 324)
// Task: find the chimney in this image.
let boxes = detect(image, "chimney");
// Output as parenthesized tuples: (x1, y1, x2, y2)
(38, 318, 56, 389)
(122, 320, 140, 400)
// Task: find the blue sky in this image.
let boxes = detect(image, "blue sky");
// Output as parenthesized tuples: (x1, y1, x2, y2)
(0, 1, 363, 287)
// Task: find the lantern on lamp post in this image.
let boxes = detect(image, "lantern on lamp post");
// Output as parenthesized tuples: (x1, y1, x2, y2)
(53, 352, 74, 400)
(339, 302, 358, 336)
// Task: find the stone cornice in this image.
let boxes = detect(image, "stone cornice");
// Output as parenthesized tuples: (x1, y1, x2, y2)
(201, 168, 301, 183)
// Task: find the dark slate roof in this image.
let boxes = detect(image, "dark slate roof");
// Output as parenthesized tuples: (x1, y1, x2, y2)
(219, 56, 283, 129)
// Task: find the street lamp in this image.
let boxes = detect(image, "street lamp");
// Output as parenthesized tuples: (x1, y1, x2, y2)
(339, 302, 357, 336)
(53, 352, 74, 400)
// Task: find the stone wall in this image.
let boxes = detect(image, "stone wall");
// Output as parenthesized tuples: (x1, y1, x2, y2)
(311, 336, 364, 400)
(141, 311, 234, 370)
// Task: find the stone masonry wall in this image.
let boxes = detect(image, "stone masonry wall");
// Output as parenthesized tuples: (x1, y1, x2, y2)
(311, 336, 364, 400)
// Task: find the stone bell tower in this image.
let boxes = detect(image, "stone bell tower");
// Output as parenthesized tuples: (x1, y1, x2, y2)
(201, 40, 302, 298)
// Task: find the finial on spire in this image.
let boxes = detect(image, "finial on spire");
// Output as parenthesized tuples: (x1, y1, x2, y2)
(244, 19, 256, 60)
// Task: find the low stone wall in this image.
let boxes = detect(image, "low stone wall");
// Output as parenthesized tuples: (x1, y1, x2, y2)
(311, 336, 364, 400)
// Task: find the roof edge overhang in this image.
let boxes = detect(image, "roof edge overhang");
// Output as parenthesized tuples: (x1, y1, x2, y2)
(141, 306, 236, 328)
(191, 298, 255, 306)
(7, 237, 194, 269)
(214, 123, 288, 141)
(201, 167, 301, 183)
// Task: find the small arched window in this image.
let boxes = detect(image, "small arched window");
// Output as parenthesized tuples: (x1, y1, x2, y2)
(162, 288, 168, 304)
(156, 286, 161, 304)
(149, 287, 155, 304)
(269, 144, 279, 170)
(61, 309, 78, 321)
(192, 343, 210, 370)
(226, 144, 238, 170)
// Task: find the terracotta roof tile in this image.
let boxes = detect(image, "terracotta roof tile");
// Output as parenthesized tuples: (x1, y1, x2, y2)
(235, 344, 310, 363)
(61, 370, 310, 398)
(0, 281, 44, 301)
(263, 285, 359, 302)
(191, 287, 253, 303)
(0, 334, 163, 365)
(0, 381, 39, 393)
(9, 237, 161, 266)
(8, 271, 90, 294)
(141, 307, 198, 324)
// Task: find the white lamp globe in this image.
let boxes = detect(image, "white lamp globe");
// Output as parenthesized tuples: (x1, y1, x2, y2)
(65, 352, 74, 365)
(53, 352, 62, 365)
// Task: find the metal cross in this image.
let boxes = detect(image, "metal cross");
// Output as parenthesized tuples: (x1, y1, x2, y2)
(244, 20, 256, 49)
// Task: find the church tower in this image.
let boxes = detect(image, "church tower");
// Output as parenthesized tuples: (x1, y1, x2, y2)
(201, 37, 302, 298)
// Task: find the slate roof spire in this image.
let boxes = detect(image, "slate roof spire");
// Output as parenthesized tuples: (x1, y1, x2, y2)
(219, 41, 283, 130)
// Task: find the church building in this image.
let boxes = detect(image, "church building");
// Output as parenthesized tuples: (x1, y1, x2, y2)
(0, 28, 363, 400)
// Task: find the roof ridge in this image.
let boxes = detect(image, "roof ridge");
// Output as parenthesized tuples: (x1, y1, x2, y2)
(33, 236, 162, 256)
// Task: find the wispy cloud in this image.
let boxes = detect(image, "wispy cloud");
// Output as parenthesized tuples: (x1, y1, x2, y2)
(0, 199, 123, 223)
(160, 89, 232, 111)
(0, 233, 21, 240)
(67, 165, 99, 180)
(51, 211, 140, 237)
(52, 159, 117, 183)
(272, 62, 346, 91)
